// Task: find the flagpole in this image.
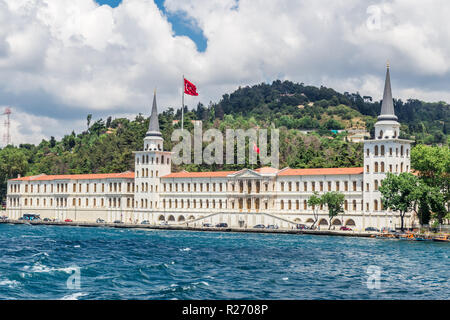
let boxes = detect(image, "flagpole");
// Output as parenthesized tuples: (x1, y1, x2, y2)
(182, 75, 184, 131)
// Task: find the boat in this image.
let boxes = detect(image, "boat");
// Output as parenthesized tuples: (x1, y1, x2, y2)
(413, 234, 433, 241)
(398, 233, 414, 240)
(433, 235, 450, 242)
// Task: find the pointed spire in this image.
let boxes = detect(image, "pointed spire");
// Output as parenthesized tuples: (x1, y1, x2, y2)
(378, 64, 398, 121)
(146, 90, 162, 137)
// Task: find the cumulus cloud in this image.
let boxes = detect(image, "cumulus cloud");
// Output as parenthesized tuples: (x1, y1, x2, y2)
(0, 0, 449, 146)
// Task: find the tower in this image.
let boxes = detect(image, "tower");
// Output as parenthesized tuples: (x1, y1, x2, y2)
(363, 65, 413, 229)
(2, 107, 11, 145)
(133, 91, 172, 223)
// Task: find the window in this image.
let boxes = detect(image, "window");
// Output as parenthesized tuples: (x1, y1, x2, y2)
(375, 145, 379, 156)
(374, 162, 379, 172)
(353, 181, 357, 191)
(381, 145, 385, 156)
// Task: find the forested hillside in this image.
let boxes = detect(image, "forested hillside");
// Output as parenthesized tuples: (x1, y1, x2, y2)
(1, 80, 449, 203)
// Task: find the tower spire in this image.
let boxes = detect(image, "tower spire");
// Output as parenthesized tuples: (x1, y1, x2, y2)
(378, 64, 398, 121)
(146, 90, 161, 137)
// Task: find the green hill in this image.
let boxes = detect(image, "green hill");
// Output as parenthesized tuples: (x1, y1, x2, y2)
(1, 80, 449, 204)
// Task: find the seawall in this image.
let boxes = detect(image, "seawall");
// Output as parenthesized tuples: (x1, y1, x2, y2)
(0, 220, 374, 238)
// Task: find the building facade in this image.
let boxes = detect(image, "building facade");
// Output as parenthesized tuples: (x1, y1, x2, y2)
(5, 67, 416, 230)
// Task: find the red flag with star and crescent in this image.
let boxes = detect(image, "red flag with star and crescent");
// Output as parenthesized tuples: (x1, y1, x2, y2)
(184, 78, 198, 96)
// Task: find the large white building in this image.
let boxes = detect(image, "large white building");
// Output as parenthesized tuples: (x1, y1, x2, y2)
(5, 67, 416, 230)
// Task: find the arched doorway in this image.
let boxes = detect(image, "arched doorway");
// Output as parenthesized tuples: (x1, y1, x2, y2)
(168, 215, 175, 222)
(345, 219, 356, 227)
(332, 219, 342, 226)
(158, 215, 165, 221)
(319, 219, 328, 226)
(178, 215, 185, 222)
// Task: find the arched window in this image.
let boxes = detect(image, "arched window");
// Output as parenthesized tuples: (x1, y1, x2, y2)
(381, 162, 385, 172)
(374, 180, 378, 190)
(381, 145, 385, 156)
(374, 200, 378, 211)
(375, 145, 379, 156)
(374, 162, 379, 172)
(378, 130, 383, 139)
(401, 146, 404, 156)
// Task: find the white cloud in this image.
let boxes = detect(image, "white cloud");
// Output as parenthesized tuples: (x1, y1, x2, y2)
(0, 0, 449, 147)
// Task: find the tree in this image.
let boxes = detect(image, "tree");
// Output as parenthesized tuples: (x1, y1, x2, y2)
(87, 114, 92, 130)
(379, 172, 422, 231)
(307, 192, 322, 229)
(411, 144, 450, 203)
(320, 191, 345, 229)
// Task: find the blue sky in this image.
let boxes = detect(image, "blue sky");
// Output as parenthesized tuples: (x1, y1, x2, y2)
(95, 0, 207, 51)
(1, 0, 449, 145)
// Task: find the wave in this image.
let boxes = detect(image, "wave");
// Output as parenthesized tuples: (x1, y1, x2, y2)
(60, 292, 88, 300)
(23, 263, 78, 274)
(0, 279, 20, 288)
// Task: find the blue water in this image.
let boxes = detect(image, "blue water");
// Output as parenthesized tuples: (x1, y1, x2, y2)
(0, 224, 448, 300)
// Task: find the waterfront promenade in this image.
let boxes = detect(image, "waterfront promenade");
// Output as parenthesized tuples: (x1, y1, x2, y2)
(1, 219, 374, 238)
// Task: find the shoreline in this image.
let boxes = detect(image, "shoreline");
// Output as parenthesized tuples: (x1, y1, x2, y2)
(0, 220, 374, 238)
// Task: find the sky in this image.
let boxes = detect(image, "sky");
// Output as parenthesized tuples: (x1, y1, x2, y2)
(1, 0, 450, 146)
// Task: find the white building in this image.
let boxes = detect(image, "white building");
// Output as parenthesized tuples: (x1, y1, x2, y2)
(5, 66, 416, 230)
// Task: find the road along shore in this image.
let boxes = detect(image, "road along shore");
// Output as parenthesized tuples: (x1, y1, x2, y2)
(0, 220, 375, 238)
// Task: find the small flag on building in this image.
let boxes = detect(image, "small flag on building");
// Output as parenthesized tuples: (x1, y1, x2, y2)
(253, 143, 260, 154)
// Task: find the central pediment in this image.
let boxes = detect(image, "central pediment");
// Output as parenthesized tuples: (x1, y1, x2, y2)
(228, 169, 262, 179)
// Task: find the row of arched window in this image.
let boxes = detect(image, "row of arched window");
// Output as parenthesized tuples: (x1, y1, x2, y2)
(366, 145, 409, 157)
(136, 154, 170, 165)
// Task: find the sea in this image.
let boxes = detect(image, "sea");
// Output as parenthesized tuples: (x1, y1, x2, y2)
(0, 224, 448, 300)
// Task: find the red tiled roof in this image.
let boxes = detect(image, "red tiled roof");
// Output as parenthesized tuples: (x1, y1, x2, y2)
(162, 171, 237, 178)
(9, 171, 134, 182)
(253, 167, 279, 174)
(278, 167, 364, 176)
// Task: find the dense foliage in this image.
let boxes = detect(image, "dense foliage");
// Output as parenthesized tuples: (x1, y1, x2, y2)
(1, 80, 449, 205)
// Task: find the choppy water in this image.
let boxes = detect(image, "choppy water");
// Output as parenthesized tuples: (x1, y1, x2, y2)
(0, 224, 448, 300)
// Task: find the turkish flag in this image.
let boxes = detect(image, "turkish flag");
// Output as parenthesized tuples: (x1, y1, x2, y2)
(253, 143, 260, 154)
(184, 78, 198, 96)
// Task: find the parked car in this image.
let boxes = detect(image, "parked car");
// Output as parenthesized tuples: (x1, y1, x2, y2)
(43, 218, 51, 222)
(215, 223, 228, 228)
(381, 227, 395, 233)
(22, 213, 41, 221)
(113, 220, 123, 224)
(203, 223, 213, 227)
(253, 224, 265, 229)
(340, 226, 352, 231)
(159, 221, 168, 226)
(0, 215, 8, 221)
(64, 219, 73, 222)
(365, 227, 380, 232)
(96, 218, 105, 223)
(141, 220, 150, 225)
(266, 224, 279, 230)
(296, 224, 308, 230)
